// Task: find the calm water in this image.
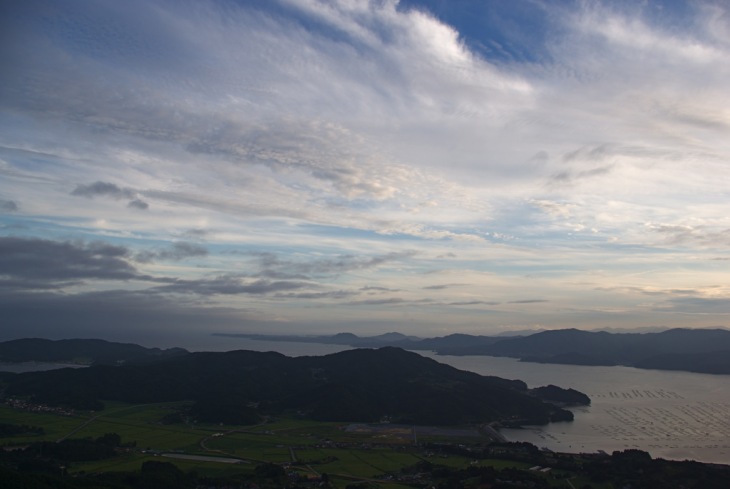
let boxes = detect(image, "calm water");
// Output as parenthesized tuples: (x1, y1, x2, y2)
(417, 352, 730, 465)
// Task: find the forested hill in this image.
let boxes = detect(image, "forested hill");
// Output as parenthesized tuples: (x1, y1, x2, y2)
(443, 328, 730, 374)
(221, 328, 730, 374)
(0, 338, 188, 365)
(1, 347, 582, 426)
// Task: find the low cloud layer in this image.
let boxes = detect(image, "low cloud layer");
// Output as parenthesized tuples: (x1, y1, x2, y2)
(71, 181, 149, 210)
(0, 200, 18, 212)
(135, 242, 208, 263)
(71, 182, 137, 200)
(0, 237, 139, 290)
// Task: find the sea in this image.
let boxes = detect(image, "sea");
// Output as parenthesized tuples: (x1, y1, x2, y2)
(3, 334, 728, 465)
(419, 351, 730, 465)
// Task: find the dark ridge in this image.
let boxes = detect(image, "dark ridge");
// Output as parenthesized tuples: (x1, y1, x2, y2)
(2, 346, 580, 426)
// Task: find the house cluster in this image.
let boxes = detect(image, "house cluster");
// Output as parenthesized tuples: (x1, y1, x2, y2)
(3, 398, 75, 416)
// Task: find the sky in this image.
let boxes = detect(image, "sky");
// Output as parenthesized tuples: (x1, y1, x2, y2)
(1, 0, 729, 344)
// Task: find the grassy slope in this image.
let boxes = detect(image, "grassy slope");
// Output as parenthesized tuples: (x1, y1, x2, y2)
(0, 401, 568, 489)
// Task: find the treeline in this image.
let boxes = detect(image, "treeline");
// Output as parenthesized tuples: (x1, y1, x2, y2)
(1, 433, 125, 466)
(1, 461, 198, 489)
(1, 457, 296, 489)
(399, 448, 730, 489)
(0, 422, 44, 437)
(528, 385, 591, 406)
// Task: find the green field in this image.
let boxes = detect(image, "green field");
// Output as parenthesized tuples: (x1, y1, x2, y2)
(0, 401, 587, 488)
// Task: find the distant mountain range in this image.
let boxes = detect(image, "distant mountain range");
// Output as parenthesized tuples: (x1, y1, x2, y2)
(5, 329, 727, 375)
(216, 331, 506, 350)
(0, 345, 583, 426)
(217, 328, 730, 375)
(0, 338, 188, 366)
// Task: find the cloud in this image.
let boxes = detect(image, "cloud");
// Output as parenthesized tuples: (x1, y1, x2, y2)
(600, 285, 726, 303)
(71, 181, 136, 200)
(360, 285, 398, 292)
(0, 236, 309, 299)
(422, 283, 466, 290)
(180, 228, 209, 239)
(0, 289, 257, 343)
(657, 296, 730, 315)
(128, 199, 149, 210)
(529, 199, 574, 218)
(1, 0, 523, 221)
(154, 276, 311, 296)
(135, 242, 208, 263)
(156, 242, 208, 260)
(344, 297, 409, 306)
(446, 300, 501, 306)
(251, 250, 418, 278)
(275, 290, 356, 300)
(72, 181, 149, 210)
(0, 237, 140, 290)
(0, 199, 18, 212)
(646, 223, 730, 248)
